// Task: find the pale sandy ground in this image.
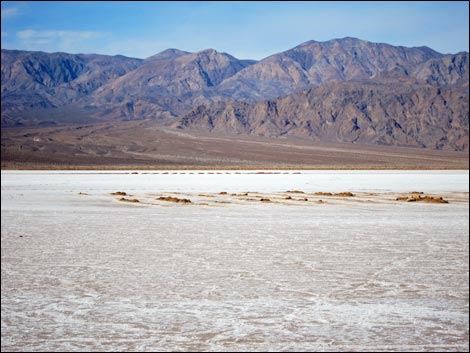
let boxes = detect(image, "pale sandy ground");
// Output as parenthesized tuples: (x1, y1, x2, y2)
(1, 171, 469, 351)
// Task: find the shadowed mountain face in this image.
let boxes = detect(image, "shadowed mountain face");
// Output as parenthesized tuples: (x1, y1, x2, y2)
(1, 50, 143, 124)
(1, 37, 469, 151)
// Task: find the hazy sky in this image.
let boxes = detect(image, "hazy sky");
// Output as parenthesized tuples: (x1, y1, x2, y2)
(1, 1, 469, 59)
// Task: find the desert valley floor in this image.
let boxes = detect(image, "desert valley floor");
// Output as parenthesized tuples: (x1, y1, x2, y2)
(1, 170, 469, 351)
(2, 122, 469, 170)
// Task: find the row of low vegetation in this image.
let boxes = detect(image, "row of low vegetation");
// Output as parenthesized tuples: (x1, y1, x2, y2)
(101, 190, 449, 205)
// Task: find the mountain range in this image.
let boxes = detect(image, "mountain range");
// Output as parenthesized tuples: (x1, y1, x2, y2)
(1, 37, 469, 155)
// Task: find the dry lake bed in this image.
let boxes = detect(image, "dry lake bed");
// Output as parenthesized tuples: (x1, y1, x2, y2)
(1, 170, 469, 351)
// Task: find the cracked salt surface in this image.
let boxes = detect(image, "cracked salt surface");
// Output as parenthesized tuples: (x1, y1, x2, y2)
(1, 170, 469, 351)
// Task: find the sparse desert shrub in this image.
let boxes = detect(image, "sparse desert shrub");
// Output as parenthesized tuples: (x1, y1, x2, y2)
(334, 192, 355, 197)
(396, 195, 448, 203)
(119, 198, 140, 203)
(157, 196, 192, 204)
(314, 192, 354, 197)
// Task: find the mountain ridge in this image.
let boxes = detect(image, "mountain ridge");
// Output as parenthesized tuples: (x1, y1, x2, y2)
(1, 37, 468, 151)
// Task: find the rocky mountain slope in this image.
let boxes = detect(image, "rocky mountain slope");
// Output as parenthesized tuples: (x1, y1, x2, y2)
(178, 53, 469, 151)
(1, 50, 143, 125)
(413, 52, 469, 86)
(1, 38, 468, 151)
(86, 48, 256, 120)
(178, 80, 468, 151)
(215, 37, 443, 101)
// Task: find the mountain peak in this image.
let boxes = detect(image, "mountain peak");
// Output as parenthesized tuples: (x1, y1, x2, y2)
(336, 36, 366, 42)
(297, 36, 365, 47)
(197, 48, 220, 56)
(145, 48, 190, 62)
(193, 49, 243, 63)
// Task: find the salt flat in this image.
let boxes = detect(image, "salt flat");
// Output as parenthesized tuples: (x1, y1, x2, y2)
(1, 170, 469, 351)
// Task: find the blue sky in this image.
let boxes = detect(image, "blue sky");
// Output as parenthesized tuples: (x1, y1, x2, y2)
(1, 1, 468, 59)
